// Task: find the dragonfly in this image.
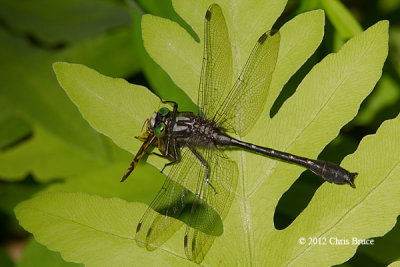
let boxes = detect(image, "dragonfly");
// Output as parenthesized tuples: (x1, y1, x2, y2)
(122, 3, 357, 263)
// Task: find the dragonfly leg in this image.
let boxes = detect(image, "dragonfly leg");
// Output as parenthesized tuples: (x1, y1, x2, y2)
(161, 99, 178, 116)
(160, 138, 180, 173)
(152, 137, 170, 158)
(135, 135, 148, 142)
(151, 150, 176, 166)
(172, 138, 179, 161)
(186, 144, 217, 195)
(152, 152, 166, 158)
(163, 136, 171, 157)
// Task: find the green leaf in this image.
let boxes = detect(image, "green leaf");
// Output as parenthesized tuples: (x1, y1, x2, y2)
(0, 181, 44, 216)
(321, 0, 363, 39)
(45, 162, 166, 205)
(19, 1, 391, 266)
(0, 29, 107, 180)
(379, 0, 400, 13)
(15, 192, 195, 266)
(0, 125, 114, 182)
(0, 24, 136, 182)
(0, 248, 12, 267)
(19, 238, 82, 267)
(0, 0, 131, 45)
(52, 62, 166, 171)
(130, 6, 196, 112)
(0, 107, 31, 150)
(61, 28, 141, 78)
(296, 0, 323, 13)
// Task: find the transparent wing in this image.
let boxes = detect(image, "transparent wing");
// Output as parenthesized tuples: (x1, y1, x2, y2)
(198, 4, 232, 120)
(136, 147, 201, 250)
(213, 31, 281, 136)
(184, 145, 238, 263)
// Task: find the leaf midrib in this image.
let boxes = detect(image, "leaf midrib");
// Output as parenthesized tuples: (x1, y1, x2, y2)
(228, 1, 254, 265)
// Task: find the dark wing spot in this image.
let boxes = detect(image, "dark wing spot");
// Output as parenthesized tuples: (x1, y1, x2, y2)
(258, 32, 267, 44)
(184, 235, 188, 247)
(205, 10, 211, 20)
(136, 222, 142, 233)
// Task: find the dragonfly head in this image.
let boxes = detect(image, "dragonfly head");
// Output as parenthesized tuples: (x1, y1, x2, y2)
(149, 107, 170, 138)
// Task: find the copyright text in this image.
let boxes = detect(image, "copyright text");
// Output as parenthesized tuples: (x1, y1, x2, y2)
(298, 237, 374, 246)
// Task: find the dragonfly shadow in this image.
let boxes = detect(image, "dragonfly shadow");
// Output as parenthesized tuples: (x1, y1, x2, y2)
(133, 149, 224, 237)
(153, 184, 224, 237)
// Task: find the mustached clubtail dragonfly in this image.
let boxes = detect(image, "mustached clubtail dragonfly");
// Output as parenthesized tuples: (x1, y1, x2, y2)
(122, 3, 357, 263)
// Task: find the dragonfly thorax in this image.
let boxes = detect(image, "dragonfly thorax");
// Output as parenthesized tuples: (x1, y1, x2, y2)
(172, 115, 231, 147)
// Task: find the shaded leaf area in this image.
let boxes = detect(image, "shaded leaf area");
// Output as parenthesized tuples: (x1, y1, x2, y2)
(0, 22, 134, 182)
(18, 238, 82, 267)
(0, 0, 131, 45)
(0, 247, 13, 267)
(0, 108, 32, 151)
(295, 0, 363, 40)
(0, 177, 45, 265)
(0, 178, 44, 220)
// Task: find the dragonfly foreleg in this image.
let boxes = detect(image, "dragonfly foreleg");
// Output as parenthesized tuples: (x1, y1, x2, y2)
(161, 99, 178, 117)
(186, 144, 217, 195)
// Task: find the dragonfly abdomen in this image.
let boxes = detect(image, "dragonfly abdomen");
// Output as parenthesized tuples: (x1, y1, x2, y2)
(226, 137, 357, 187)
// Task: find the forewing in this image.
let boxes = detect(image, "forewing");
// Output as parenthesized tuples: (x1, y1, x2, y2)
(136, 147, 203, 251)
(198, 4, 233, 119)
(184, 146, 238, 263)
(213, 31, 280, 136)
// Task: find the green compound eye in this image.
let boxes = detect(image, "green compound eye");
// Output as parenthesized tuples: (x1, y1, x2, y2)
(158, 107, 170, 116)
(154, 122, 166, 137)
